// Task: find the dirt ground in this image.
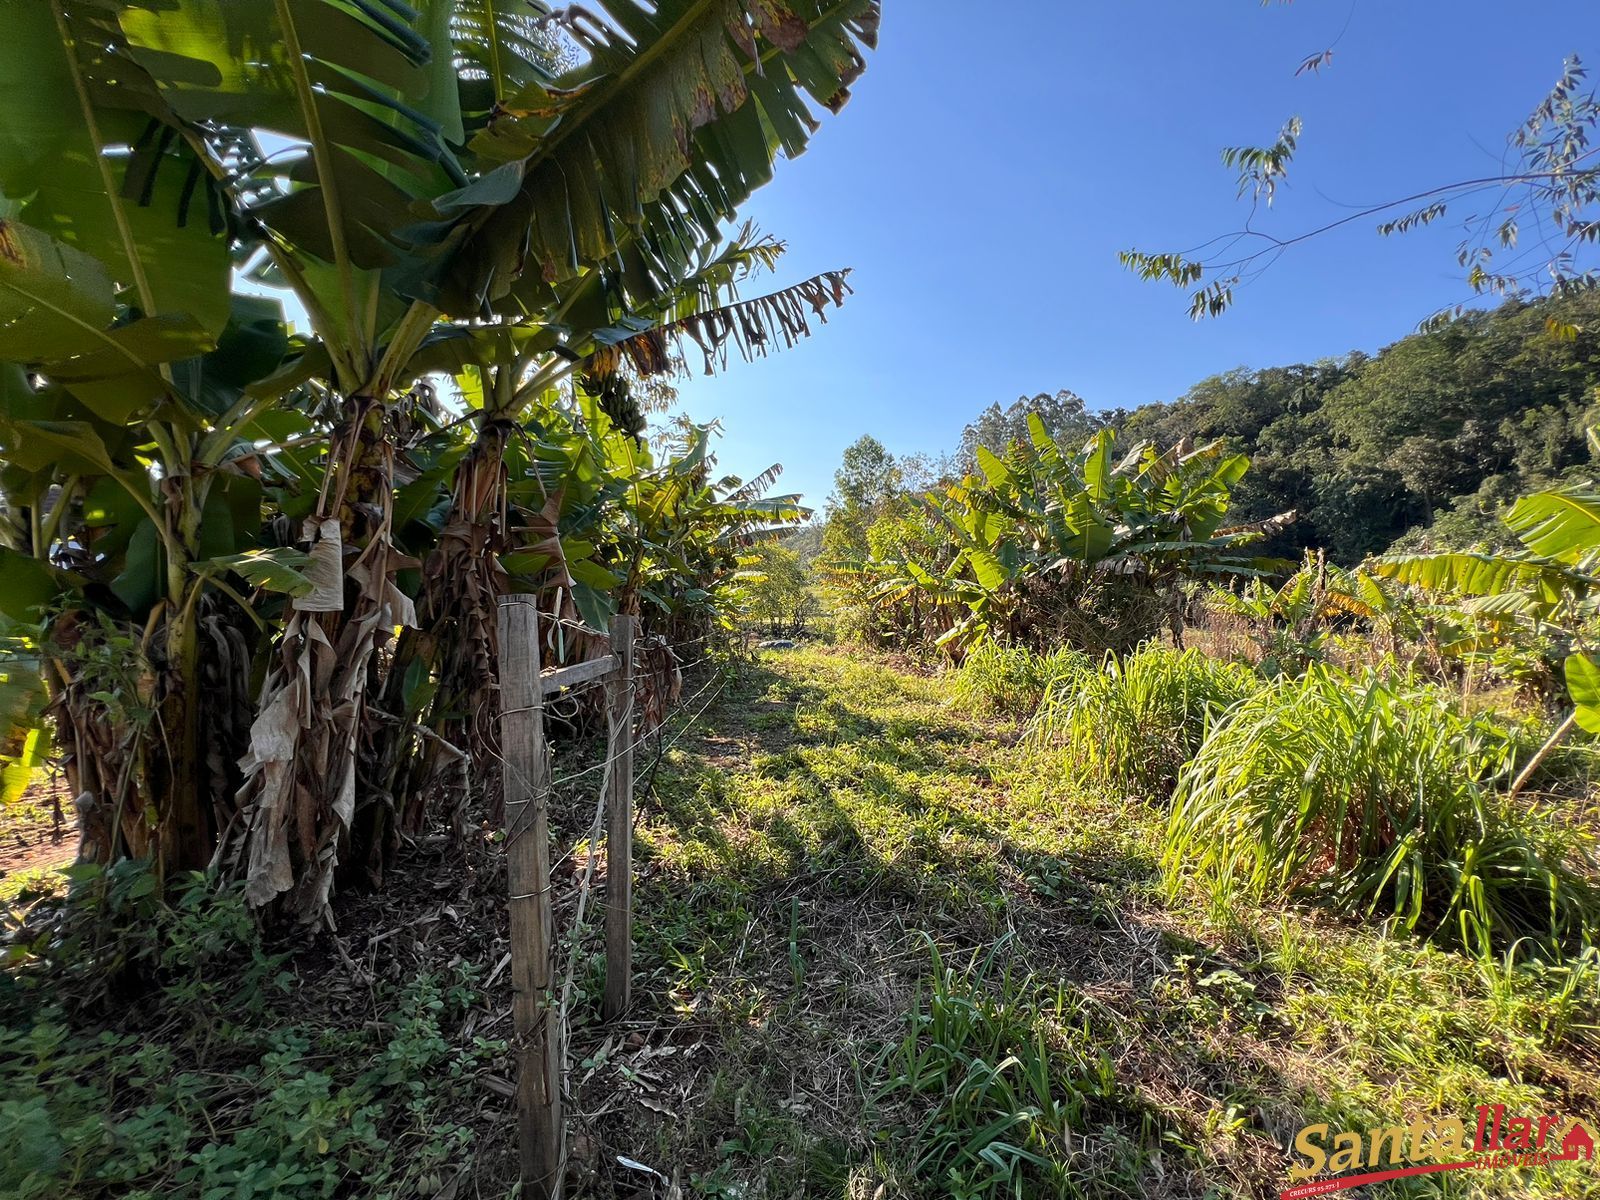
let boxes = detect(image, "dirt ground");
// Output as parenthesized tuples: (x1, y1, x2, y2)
(1, 773, 75, 896)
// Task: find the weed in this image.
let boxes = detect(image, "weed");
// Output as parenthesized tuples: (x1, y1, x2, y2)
(1166, 666, 1600, 954)
(0, 966, 493, 1199)
(950, 643, 1092, 718)
(867, 937, 1143, 1199)
(1031, 644, 1260, 796)
(0, 857, 500, 1200)
(1153, 954, 1279, 1037)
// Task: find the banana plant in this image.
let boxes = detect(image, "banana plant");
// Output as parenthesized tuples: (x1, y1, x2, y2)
(0, 0, 880, 921)
(0, 0, 329, 876)
(865, 421, 1293, 653)
(592, 419, 809, 638)
(1376, 485, 1600, 734)
(357, 230, 850, 842)
(1206, 551, 1412, 677)
(0, 310, 319, 874)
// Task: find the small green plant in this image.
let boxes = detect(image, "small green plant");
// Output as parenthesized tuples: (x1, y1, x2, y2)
(1153, 954, 1279, 1037)
(950, 642, 1092, 717)
(2, 860, 279, 1016)
(1030, 644, 1260, 796)
(868, 937, 1138, 1200)
(1165, 666, 1600, 954)
(0, 966, 489, 1199)
(1476, 942, 1600, 1046)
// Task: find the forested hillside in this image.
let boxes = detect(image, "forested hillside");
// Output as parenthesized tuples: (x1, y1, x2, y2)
(1111, 293, 1600, 561)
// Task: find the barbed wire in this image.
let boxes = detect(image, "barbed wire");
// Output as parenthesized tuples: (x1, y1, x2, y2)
(487, 603, 746, 1166)
(493, 596, 754, 1177)
(495, 597, 732, 650)
(488, 648, 736, 852)
(546, 661, 730, 791)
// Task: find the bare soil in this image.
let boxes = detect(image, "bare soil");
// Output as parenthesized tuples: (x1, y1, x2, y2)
(0, 773, 75, 896)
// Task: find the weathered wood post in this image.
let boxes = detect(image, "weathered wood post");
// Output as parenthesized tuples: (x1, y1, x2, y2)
(497, 596, 562, 1198)
(603, 614, 636, 1021)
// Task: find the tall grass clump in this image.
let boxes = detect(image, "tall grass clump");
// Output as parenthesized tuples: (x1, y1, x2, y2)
(869, 938, 1138, 1199)
(1166, 666, 1600, 954)
(950, 642, 1093, 717)
(1030, 645, 1260, 796)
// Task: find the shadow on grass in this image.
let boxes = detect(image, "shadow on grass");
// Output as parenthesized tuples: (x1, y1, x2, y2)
(574, 653, 1600, 1200)
(633, 660, 1199, 995)
(648, 656, 1600, 1198)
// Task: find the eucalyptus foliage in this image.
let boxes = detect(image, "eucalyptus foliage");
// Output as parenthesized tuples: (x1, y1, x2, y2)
(1125, 52, 1600, 321)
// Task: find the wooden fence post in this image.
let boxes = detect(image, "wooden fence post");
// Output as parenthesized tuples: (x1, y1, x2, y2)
(497, 597, 562, 1199)
(603, 614, 636, 1021)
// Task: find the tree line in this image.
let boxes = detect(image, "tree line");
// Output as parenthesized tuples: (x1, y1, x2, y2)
(822, 291, 1600, 578)
(1115, 292, 1600, 562)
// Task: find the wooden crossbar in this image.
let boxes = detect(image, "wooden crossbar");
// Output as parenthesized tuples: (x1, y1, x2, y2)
(538, 655, 617, 696)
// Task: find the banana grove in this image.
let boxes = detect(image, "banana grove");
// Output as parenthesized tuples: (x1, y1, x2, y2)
(837, 418, 1296, 657)
(1374, 484, 1600, 776)
(0, 0, 879, 924)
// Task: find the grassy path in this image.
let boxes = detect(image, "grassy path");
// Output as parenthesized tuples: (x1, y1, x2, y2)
(569, 646, 1600, 1199)
(5, 647, 1595, 1199)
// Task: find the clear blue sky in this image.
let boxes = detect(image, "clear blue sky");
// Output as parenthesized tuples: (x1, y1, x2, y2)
(673, 0, 1592, 509)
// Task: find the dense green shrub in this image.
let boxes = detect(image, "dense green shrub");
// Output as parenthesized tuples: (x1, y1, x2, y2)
(949, 643, 1092, 717)
(1, 977, 487, 1200)
(1031, 645, 1261, 795)
(1, 862, 273, 1017)
(1165, 667, 1600, 953)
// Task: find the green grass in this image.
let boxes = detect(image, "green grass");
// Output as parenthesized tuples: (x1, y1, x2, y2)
(949, 643, 1093, 718)
(1029, 644, 1261, 795)
(866, 937, 1143, 1199)
(609, 647, 1600, 1199)
(6, 646, 1597, 1199)
(1166, 666, 1600, 953)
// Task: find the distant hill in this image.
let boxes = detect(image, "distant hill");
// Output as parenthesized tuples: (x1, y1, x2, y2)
(1109, 292, 1600, 563)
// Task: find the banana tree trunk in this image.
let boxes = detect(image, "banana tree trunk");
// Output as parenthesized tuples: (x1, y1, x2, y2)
(49, 604, 247, 877)
(155, 586, 210, 876)
(231, 400, 411, 921)
(229, 299, 439, 922)
(41, 470, 251, 881)
(47, 652, 150, 866)
(389, 421, 514, 829)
